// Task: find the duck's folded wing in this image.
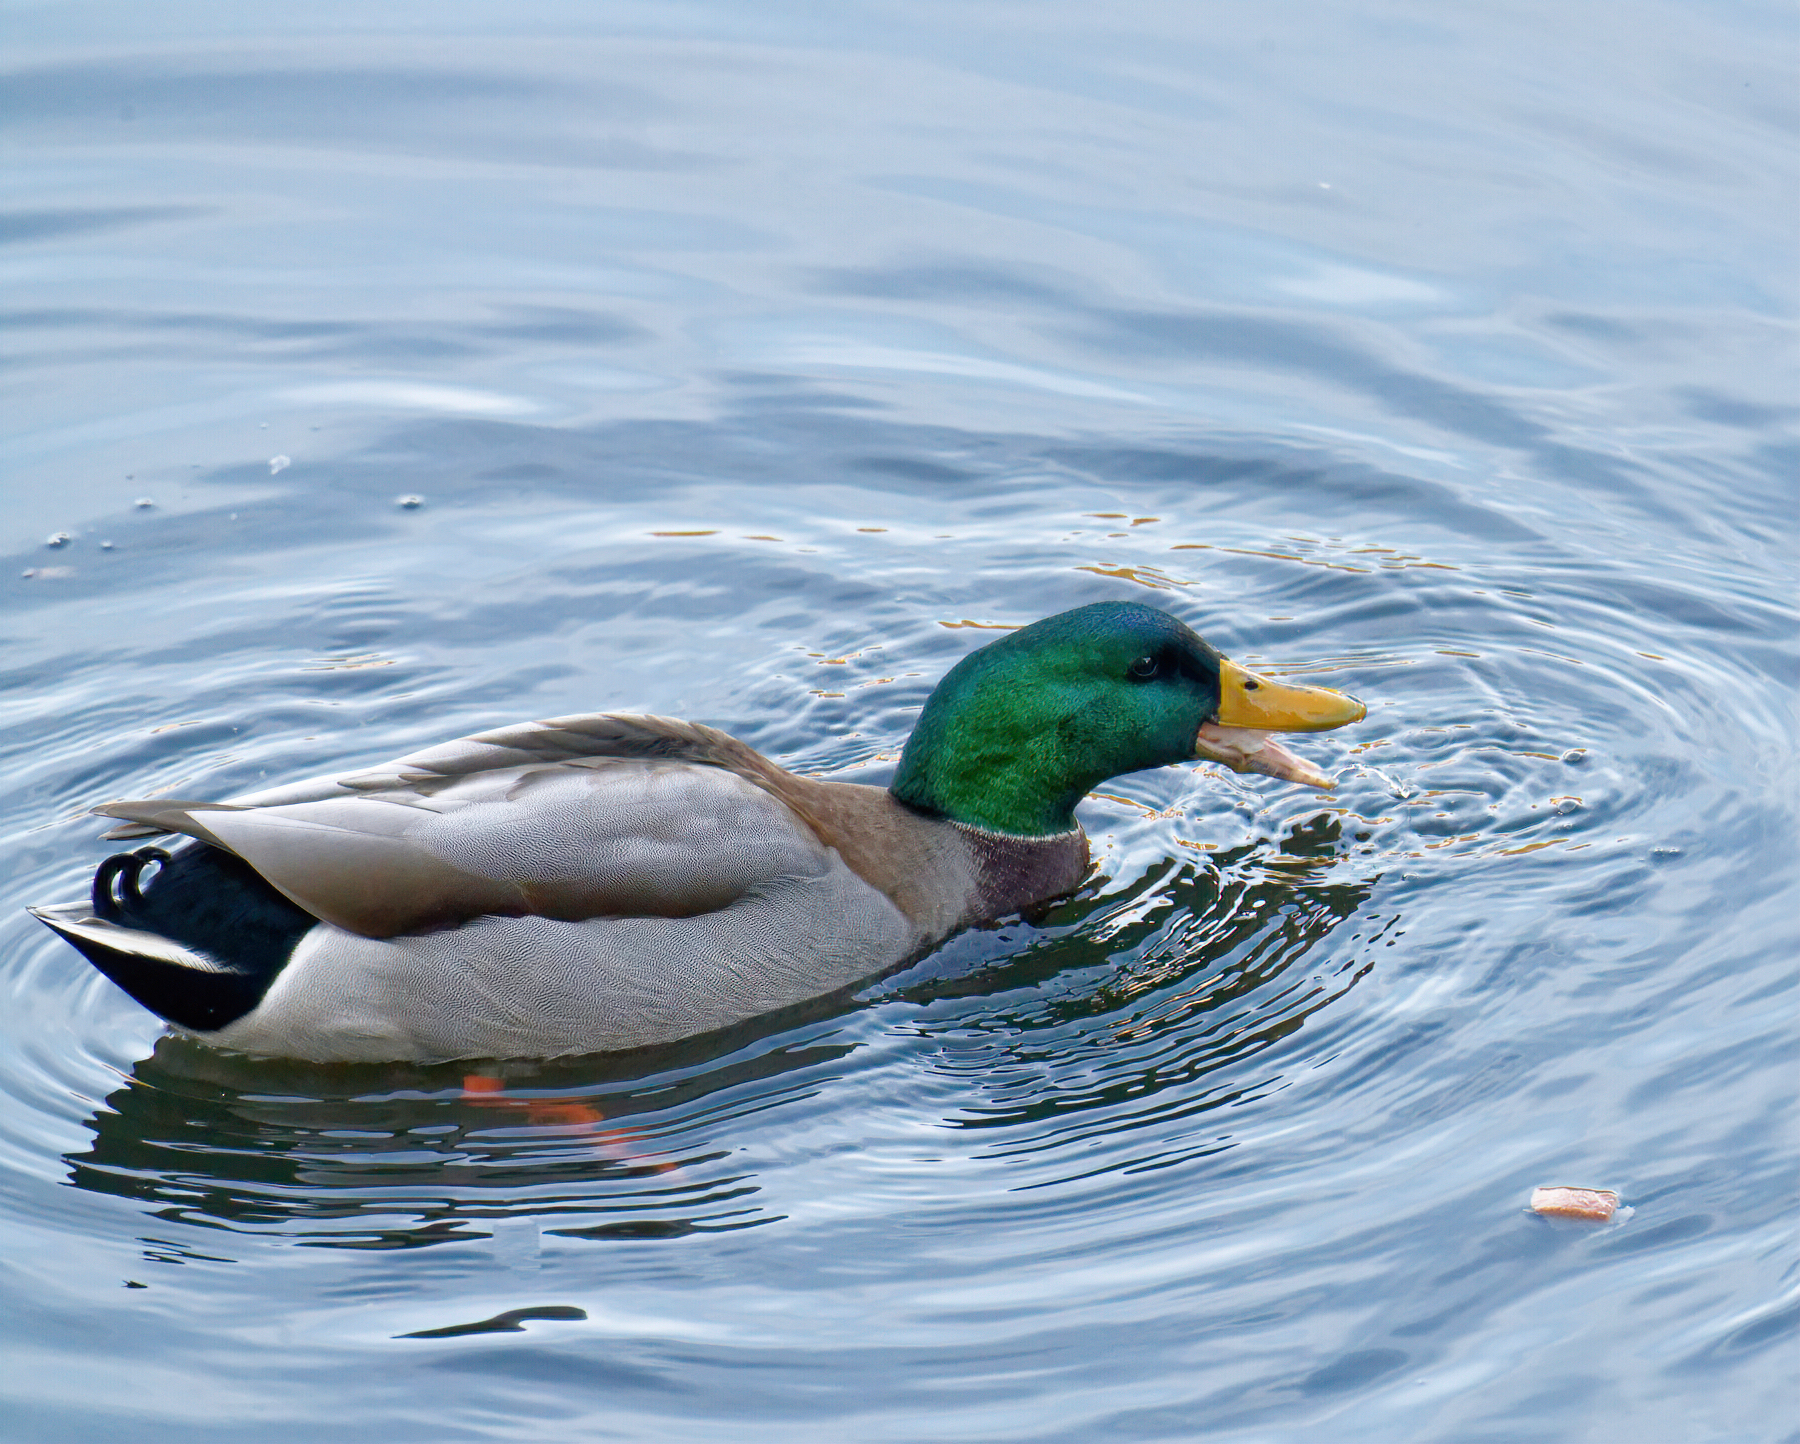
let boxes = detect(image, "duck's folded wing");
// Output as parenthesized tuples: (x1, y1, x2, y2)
(94, 758, 832, 939)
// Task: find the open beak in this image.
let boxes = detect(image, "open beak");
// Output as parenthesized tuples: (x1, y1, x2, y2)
(1193, 658, 1365, 789)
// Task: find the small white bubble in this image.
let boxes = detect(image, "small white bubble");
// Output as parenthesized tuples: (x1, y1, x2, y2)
(396, 494, 424, 509)
(269, 455, 291, 475)
(45, 531, 73, 548)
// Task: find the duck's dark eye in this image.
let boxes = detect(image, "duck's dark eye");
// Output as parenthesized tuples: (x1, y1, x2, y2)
(1127, 655, 1159, 681)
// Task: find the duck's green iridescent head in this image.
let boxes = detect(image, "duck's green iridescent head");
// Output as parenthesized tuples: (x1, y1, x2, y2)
(890, 601, 1364, 837)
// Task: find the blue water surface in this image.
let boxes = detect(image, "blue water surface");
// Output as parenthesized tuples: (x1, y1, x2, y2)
(3, 2, 1796, 1440)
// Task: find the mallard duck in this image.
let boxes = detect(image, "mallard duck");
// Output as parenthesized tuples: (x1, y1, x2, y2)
(30, 602, 1364, 1063)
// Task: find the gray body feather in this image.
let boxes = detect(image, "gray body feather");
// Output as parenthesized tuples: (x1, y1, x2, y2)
(211, 855, 915, 1062)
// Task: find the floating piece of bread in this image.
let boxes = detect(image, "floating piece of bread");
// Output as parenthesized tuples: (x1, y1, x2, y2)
(1530, 1185, 1620, 1222)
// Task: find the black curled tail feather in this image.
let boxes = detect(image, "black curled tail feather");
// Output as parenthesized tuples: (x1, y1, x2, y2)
(43, 841, 319, 1033)
(103, 841, 316, 965)
(92, 847, 171, 924)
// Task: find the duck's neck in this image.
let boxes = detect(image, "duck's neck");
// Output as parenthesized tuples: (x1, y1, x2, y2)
(889, 695, 1095, 838)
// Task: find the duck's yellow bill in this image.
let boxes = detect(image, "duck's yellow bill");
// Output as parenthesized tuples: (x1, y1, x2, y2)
(1213, 658, 1365, 732)
(1192, 658, 1366, 788)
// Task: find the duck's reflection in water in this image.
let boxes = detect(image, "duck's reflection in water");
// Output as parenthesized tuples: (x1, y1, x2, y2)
(67, 1025, 850, 1250)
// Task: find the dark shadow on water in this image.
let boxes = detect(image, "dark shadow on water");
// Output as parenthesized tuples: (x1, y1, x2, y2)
(399, 1304, 587, 1339)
